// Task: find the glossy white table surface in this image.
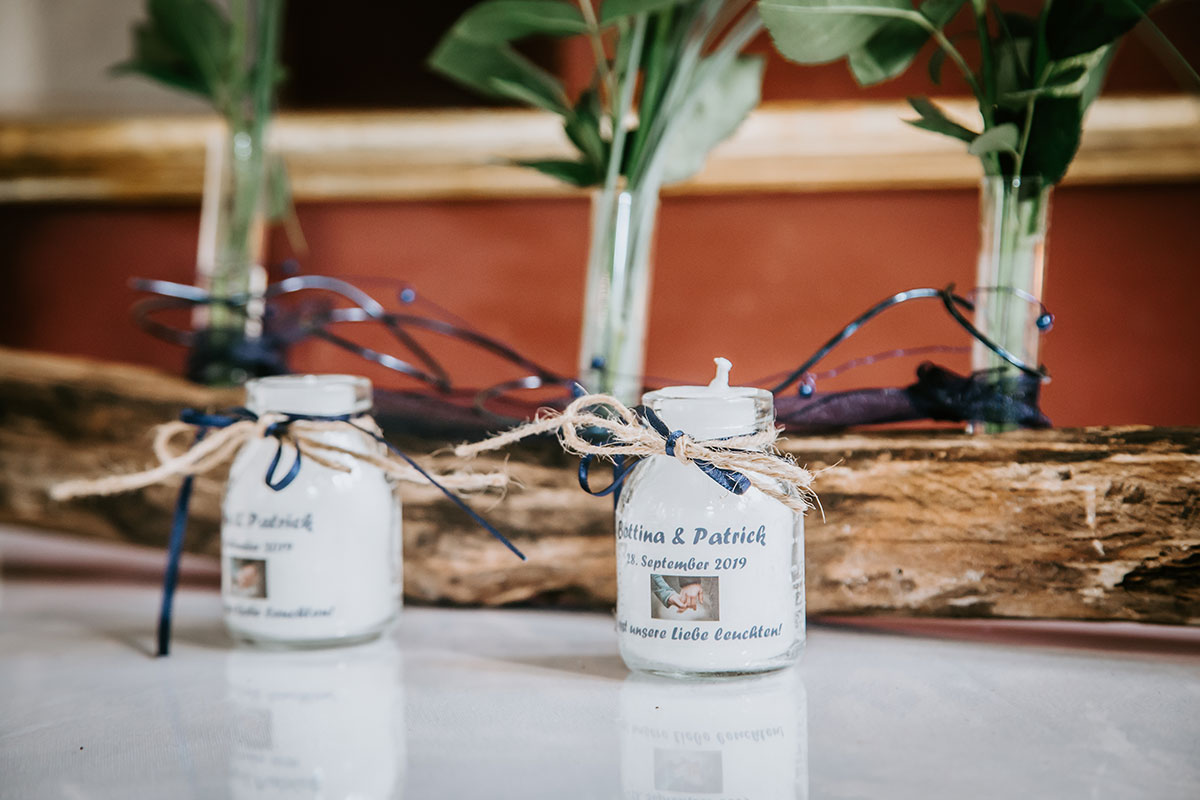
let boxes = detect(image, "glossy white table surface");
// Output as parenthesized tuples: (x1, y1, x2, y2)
(1, 526, 1198, 800)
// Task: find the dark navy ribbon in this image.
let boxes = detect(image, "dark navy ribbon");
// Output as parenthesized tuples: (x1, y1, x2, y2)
(576, 406, 752, 503)
(578, 454, 631, 498)
(156, 408, 524, 657)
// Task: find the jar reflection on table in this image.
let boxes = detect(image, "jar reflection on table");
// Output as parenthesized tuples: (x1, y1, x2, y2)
(619, 668, 807, 800)
(224, 638, 404, 799)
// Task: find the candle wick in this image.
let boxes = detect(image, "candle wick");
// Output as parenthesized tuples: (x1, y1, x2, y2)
(709, 357, 733, 390)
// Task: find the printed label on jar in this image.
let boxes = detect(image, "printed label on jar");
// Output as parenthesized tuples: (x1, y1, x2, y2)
(222, 507, 341, 622)
(221, 493, 397, 641)
(616, 511, 803, 672)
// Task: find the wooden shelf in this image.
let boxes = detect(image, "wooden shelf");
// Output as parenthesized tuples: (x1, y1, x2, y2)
(2, 95, 1198, 203)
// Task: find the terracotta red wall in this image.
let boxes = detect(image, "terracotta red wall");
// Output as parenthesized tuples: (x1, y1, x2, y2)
(2, 183, 1197, 427)
(5, 7, 1198, 427)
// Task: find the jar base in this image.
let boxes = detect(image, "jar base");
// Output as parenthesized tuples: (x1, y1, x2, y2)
(620, 641, 805, 679)
(633, 663, 791, 680)
(226, 618, 394, 651)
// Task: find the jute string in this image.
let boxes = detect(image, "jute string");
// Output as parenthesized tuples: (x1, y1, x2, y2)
(455, 394, 815, 513)
(50, 415, 507, 502)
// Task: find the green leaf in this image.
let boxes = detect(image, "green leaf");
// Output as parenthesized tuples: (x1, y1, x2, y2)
(905, 95, 978, 142)
(112, 23, 211, 98)
(1044, 0, 1159, 61)
(993, 33, 1034, 109)
(999, 45, 1110, 106)
(515, 159, 603, 186)
(428, 1, 583, 116)
(600, 0, 690, 25)
(1078, 44, 1117, 113)
(488, 76, 571, 114)
(967, 122, 1019, 156)
(848, 0, 966, 86)
(926, 47, 948, 84)
(659, 54, 765, 184)
(1019, 96, 1084, 183)
(146, 0, 231, 100)
(453, 0, 588, 41)
(564, 88, 608, 170)
(113, 0, 235, 104)
(998, 65, 1090, 103)
(925, 28, 976, 85)
(428, 33, 570, 115)
(759, 0, 913, 65)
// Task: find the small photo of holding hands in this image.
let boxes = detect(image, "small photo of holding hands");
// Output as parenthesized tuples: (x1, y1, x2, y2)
(650, 574, 719, 622)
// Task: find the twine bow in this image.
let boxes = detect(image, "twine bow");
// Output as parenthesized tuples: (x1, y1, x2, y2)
(50, 408, 507, 501)
(50, 407, 522, 657)
(455, 394, 815, 513)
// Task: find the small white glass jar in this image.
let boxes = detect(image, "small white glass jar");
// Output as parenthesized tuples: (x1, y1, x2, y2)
(615, 360, 805, 677)
(222, 374, 401, 647)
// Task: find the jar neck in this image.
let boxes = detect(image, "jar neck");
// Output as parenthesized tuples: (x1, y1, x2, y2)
(642, 388, 774, 442)
(245, 374, 373, 417)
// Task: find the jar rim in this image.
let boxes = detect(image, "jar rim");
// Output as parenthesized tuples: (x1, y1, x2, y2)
(642, 386, 774, 440)
(643, 385, 772, 402)
(245, 374, 372, 416)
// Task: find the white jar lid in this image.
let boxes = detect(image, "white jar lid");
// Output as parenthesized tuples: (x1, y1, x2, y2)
(642, 358, 773, 440)
(245, 374, 372, 417)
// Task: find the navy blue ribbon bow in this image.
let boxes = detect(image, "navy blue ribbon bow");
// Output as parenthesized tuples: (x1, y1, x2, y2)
(576, 406, 752, 502)
(157, 408, 524, 657)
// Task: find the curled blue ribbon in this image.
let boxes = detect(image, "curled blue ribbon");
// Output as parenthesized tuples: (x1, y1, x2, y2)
(578, 454, 631, 498)
(156, 407, 524, 657)
(576, 406, 752, 503)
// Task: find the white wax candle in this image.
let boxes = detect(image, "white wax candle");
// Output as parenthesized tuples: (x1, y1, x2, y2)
(615, 358, 805, 676)
(650, 356, 759, 439)
(222, 375, 401, 647)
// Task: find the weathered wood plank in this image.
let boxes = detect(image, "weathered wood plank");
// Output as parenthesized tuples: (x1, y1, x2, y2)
(2, 347, 1196, 623)
(2, 96, 1199, 203)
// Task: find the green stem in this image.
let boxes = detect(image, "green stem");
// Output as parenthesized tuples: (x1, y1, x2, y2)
(577, 0, 616, 112)
(625, 2, 710, 187)
(1013, 63, 1051, 179)
(628, 0, 755, 188)
(625, 8, 675, 178)
(709, 0, 755, 44)
(972, 4, 998, 173)
(973, 6, 994, 124)
(635, 8, 762, 189)
(209, 0, 282, 334)
(1128, 0, 1200, 90)
(603, 13, 647, 193)
(975, 178, 1048, 432)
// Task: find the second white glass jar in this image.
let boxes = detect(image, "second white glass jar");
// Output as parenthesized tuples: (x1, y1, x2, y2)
(222, 374, 401, 647)
(615, 362, 806, 677)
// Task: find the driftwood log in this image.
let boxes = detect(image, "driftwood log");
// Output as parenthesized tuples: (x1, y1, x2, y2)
(2, 346, 1197, 624)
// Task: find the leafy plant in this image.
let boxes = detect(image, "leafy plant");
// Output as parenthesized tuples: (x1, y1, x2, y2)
(758, 0, 1167, 185)
(429, 0, 766, 193)
(115, 0, 285, 147)
(115, 0, 287, 382)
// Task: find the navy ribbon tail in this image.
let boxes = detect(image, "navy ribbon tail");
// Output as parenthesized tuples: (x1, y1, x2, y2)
(578, 454, 633, 504)
(348, 422, 525, 561)
(263, 429, 304, 490)
(157, 427, 207, 657)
